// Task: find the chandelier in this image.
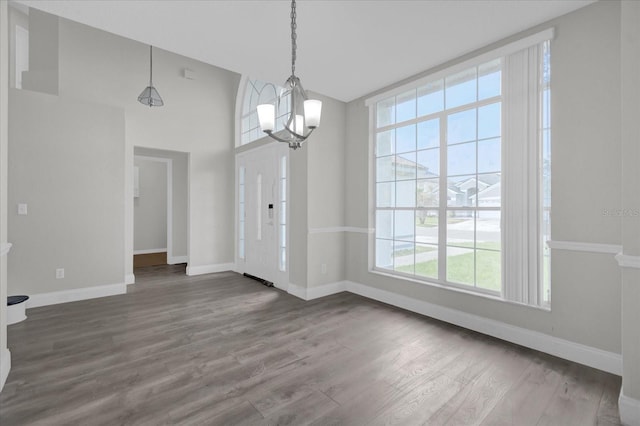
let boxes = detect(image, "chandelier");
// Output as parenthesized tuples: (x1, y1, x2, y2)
(257, 0, 322, 150)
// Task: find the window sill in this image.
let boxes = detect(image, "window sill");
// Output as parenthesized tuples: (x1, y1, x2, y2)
(370, 268, 551, 313)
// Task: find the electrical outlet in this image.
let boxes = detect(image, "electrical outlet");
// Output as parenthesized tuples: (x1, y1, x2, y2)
(18, 203, 28, 215)
(321, 263, 327, 274)
(56, 268, 64, 279)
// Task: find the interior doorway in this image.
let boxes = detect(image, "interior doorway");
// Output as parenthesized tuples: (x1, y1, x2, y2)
(133, 147, 189, 270)
(236, 143, 289, 289)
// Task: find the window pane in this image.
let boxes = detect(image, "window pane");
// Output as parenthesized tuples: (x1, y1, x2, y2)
(478, 102, 501, 140)
(396, 180, 416, 207)
(377, 130, 395, 157)
(376, 156, 395, 182)
(417, 118, 439, 150)
(280, 225, 286, 246)
(417, 149, 439, 178)
(447, 210, 475, 248)
(280, 247, 286, 271)
(447, 246, 475, 285)
(416, 210, 438, 244)
(396, 153, 417, 180)
(415, 244, 438, 279)
(394, 241, 414, 274)
(280, 179, 287, 201)
(448, 142, 476, 177)
(396, 90, 416, 123)
(476, 249, 501, 292)
(476, 173, 501, 207)
(376, 182, 395, 208)
(417, 179, 439, 208)
(478, 138, 501, 174)
(476, 210, 501, 250)
(280, 201, 286, 223)
(377, 97, 395, 128)
(478, 59, 501, 100)
(376, 239, 393, 269)
(396, 124, 416, 154)
(239, 185, 245, 201)
(447, 108, 477, 144)
(447, 175, 477, 207)
(445, 67, 477, 109)
(394, 210, 415, 241)
(376, 210, 393, 240)
(417, 80, 444, 116)
(239, 239, 245, 259)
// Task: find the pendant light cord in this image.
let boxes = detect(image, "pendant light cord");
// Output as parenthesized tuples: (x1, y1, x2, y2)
(290, 0, 297, 77)
(149, 45, 153, 86)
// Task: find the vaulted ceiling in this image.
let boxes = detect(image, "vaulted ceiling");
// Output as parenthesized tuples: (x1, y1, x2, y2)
(16, 0, 594, 102)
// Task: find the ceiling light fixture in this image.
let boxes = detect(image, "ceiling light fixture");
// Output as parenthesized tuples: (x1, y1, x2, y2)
(257, 0, 322, 150)
(138, 45, 164, 107)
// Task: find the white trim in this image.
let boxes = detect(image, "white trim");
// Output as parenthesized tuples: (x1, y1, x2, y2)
(344, 280, 621, 375)
(125, 273, 135, 285)
(615, 253, 640, 269)
(186, 263, 235, 276)
(619, 387, 640, 426)
(287, 283, 308, 300)
(26, 283, 127, 309)
(133, 248, 167, 255)
(365, 28, 555, 106)
(168, 255, 188, 265)
(0, 242, 11, 257)
(308, 227, 374, 234)
(547, 240, 622, 254)
(0, 348, 10, 393)
(287, 281, 348, 301)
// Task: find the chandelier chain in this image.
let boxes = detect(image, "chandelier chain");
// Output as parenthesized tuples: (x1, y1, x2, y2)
(291, 0, 297, 76)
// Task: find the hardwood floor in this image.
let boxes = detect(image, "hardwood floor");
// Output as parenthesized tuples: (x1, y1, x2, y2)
(1, 265, 622, 425)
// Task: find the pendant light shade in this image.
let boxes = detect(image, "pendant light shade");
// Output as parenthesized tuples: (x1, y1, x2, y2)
(138, 46, 164, 107)
(257, 0, 322, 149)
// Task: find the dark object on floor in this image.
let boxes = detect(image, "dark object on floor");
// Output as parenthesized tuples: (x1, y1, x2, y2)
(243, 273, 274, 287)
(7, 295, 29, 305)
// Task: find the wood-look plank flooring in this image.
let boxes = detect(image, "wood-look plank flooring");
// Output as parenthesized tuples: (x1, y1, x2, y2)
(1, 265, 622, 425)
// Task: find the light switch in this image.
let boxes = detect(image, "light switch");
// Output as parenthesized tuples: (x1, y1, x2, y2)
(17, 203, 27, 215)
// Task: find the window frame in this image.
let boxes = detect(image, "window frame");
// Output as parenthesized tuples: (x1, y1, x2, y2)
(367, 29, 554, 308)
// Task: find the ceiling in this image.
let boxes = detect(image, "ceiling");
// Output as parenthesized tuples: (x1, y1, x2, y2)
(15, 0, 594, 102)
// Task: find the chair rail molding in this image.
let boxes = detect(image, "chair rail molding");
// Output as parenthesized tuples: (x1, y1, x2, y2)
(615, 252, 640, 269)
(547, 240, 622, 254)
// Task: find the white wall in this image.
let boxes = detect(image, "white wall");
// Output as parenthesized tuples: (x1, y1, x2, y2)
(1, 0, 11, 393)
(8, 89, 125, 295)
(344, 0, 623, 355)
(52, 15, 240, 277)
(133, 158, 167, 252)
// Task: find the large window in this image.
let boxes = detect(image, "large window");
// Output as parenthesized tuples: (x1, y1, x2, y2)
(371, 31, 553, 307)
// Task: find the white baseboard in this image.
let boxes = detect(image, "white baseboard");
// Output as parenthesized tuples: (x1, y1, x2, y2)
(168, 256, 188, 265)
(0, 348, 10, 393)
(619, 387, 640, 426)
(344, 280, 621, 376)
(125, 273, 135, 285)
(133, 248, 167, 255)
(186, 263, 235, 276)
(287, 279, 623, 375)
(26, 282, 127, 309)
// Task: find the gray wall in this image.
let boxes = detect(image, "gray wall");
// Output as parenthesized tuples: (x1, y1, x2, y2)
(8, 89, 125, 294)
(620, 0, 640, 403)
(344, 0, 623, 354)
(133, 158, 167, 252)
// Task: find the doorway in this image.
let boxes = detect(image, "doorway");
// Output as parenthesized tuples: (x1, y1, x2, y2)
(133, 147, 189, 270)
(236, 143, 288, 288)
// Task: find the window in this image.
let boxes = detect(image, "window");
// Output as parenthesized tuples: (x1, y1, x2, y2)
(370, 30, 553, 308)
(238, 166, 245, 259)
(279, 155, 287, 272)
(240, 79, 290, 145)
(14, 25, 29, 89)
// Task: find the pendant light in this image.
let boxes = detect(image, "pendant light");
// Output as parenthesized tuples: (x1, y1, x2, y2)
(257, 0, 322, 150)
(138, 45, 164, 107)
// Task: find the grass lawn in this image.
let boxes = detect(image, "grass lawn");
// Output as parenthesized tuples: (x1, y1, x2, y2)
(397, 250, 501, 292)
(394, 245, 437, 257)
